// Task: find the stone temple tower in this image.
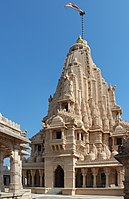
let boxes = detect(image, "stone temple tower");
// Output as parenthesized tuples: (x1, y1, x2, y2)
(23, 37, 129, 195)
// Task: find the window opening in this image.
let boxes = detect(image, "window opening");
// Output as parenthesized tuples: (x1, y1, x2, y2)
(56, 131, 62, 139)
(116, 138, 122, 145)
(38, 145, 41, 151)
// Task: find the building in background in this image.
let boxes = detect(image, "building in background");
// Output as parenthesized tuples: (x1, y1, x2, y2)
(23, 37, 129, 195)
(3, 165, 10, 187)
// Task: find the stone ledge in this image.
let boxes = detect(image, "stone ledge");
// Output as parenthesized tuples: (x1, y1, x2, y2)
(75, 188, 124, 196)
(61, 188, 76, 195)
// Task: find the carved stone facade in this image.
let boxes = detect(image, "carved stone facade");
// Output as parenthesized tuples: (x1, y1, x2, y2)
(23, 37, 129, 195)
(0, 113, 31, 199)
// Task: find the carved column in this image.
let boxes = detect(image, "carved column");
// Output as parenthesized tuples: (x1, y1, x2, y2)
(22, 170, 26, 186)
(92, 168, 98, 188)
(64, 155, 76, 189)
(10, 148, 22, 192)
(104, 168, 110, 187)
(79, 132, 81, 141)
(30, 170, 35, 187)
(61, 129, 64, 139)
(19, 155, 23, 189)
(68, 102, 71, 112)
(81, 168, 87, 188)
(0, 152, 4, 192)
(39, 170, 43, 187)
(117, 167, 124, 188)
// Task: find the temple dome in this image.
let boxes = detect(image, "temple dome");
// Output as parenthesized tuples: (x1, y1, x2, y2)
(114, 124, 125, 135)
(115, 124, 123, 131)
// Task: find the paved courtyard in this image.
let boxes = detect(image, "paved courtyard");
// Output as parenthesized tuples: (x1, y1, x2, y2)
(32, 194, 123, 199)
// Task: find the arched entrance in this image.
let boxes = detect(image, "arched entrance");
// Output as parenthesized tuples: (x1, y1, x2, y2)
(54, 165, 64, 187)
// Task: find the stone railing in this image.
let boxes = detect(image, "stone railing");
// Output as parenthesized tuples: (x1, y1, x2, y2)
(0, 113, 20, 131)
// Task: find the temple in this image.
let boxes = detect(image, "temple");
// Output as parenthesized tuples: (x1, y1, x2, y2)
(23, 37, 129, 195)
(0, 113, 31, 198)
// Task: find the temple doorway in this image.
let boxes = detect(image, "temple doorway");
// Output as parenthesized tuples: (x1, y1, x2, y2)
(54, 165, 64, 187)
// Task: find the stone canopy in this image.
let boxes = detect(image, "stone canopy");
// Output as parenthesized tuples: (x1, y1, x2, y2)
(0, 113, 31, 199)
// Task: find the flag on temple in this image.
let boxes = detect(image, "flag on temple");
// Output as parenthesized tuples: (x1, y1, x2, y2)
(64, 3, 83, 13)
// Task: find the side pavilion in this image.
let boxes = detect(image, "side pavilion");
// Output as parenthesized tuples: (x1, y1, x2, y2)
(0, 113, 31, 199)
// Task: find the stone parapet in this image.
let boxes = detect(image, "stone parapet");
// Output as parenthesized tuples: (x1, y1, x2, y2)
(0, 113, 20, 131)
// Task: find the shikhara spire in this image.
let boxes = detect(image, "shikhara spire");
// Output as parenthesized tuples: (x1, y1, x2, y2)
(64, 3, 85, 39)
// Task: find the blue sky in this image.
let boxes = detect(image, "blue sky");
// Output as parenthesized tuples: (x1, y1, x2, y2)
(0, 0, 129, 139)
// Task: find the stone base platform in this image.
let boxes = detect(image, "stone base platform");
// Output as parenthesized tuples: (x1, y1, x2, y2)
(75, 188, 124, 196)
(30, 187, 124, 196)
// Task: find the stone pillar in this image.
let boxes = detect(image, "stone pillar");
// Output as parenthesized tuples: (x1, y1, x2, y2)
(39, 170, 43, 187)
(0, 152, 4, 192)
(27, 171, 31, 186)
(104, 168, 110, 188)
(30, 170, 35, 187)
(112, 137, 114, 149)
(92, 168, 98, 188)
(64, 127, 76, 190)
(45, 157, 53, 188)
(79, 132, 81, 141)
(10, 148, 22, 192)
(19, 155, 23, 189)
(22, 170, 26, 186)
(81, 168, 87, 188)
(64, 157, 76, 189)
(62, 130, 64, 139)
(117, 167, 124, 188)
(68, 102, 71, 112)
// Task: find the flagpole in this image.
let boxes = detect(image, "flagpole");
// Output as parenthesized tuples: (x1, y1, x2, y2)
(64, 3, 85, 39)
(80, 11, 85, 39)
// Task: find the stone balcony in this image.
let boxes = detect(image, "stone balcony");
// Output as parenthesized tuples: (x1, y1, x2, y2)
(49, 138, 66, 151)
